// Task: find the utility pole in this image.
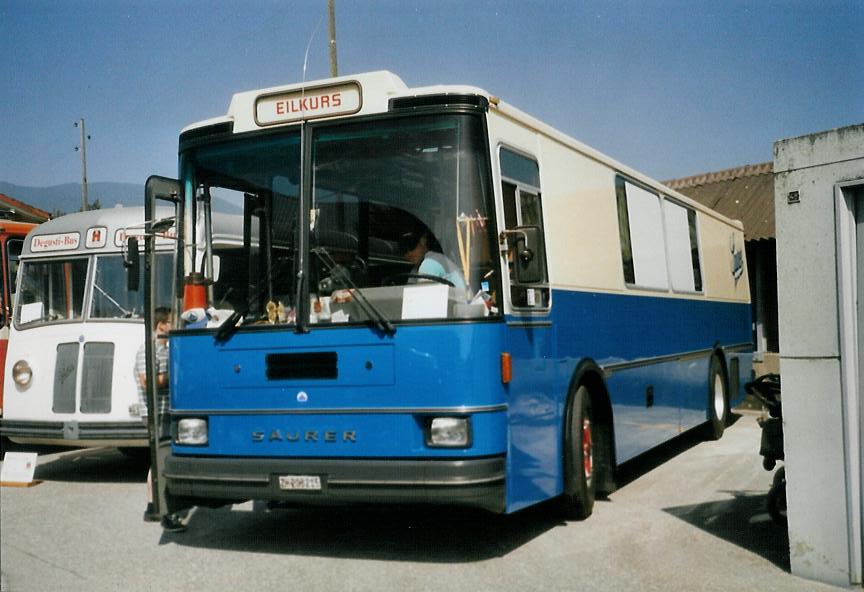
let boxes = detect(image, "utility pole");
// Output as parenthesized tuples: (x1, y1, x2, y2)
(327, 0, 338, 77)
(74, 118, 90, 211)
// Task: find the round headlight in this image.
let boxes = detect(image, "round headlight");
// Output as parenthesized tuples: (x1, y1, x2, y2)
(12, 360, 32, 386)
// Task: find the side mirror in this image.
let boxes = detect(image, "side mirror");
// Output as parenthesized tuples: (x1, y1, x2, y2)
(125, 237, 140, 291)
(194, 251, 221, 283)
(513, 225, 546, 285)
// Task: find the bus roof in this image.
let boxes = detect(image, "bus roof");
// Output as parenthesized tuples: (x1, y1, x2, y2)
(22, 206, 246, 258)
(182, 70, 743, 231)
(22, 207, 149, 258)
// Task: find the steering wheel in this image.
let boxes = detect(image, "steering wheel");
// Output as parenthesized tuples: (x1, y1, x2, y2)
(383, 273, 455, 288)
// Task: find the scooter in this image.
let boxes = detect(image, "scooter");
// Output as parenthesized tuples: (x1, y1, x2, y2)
(745, 373, 786, 524)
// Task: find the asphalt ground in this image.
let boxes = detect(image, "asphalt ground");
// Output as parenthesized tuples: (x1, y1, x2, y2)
(0, 411, 843, 592)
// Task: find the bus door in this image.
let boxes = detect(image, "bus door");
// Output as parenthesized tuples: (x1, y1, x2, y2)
(497, 147, 558, 511)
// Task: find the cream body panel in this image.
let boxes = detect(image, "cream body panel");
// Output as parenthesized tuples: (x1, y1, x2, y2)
(487, 108, 750, 303)
(4, 321, 144, 426)
(699, 217, 749, 302)
(487, 111, 625, 294)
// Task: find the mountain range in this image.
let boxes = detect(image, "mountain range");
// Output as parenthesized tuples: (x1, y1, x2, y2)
(0, 181, 144, 215)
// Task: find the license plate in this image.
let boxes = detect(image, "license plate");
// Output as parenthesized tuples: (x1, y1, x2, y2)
(278, 475, 322, 491)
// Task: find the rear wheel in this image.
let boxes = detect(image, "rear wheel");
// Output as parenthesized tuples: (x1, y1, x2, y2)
(562, 385, 595, 520)
(706, 355, 728, 440)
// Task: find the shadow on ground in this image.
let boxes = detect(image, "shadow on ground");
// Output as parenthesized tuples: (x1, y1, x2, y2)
(1, 437, 66, 457)
(162, 499, 566, 562)
(664, 490, 789, 571)
(26, 447, 149, 484)
(159, 416, 755, 560)
(619, 413, 790, 570)
(615, 413, 743, 489)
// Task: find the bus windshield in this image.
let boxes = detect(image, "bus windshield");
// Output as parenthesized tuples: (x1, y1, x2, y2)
(186, 113, 499, 328)
(91, 254, 174, 320)
(15, 258, 88, 326)
(15, 253, 175, 326)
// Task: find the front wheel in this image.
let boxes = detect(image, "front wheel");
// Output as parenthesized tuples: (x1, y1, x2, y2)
(562, 385, 595, 520)
(706, 355, 728, 440)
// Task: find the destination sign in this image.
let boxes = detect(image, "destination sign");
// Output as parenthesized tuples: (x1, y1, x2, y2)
(255, 82, 362, 126)
(31, 232, 80, 252)
(114, 227, 176, 247)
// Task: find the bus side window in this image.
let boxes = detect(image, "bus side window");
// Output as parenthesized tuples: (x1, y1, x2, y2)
(615, 176, 669, 290)
(499, 147, 549, 309)
(7, 239, 23, 297)
(662, 199, 703, 293)
(616, 176, 704, 293)
(3, 238, 24, 325)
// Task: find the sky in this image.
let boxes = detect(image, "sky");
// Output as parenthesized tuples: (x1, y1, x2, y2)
(1, 0, 862, 190)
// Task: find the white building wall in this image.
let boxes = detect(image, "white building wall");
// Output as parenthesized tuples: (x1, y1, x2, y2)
(774, 123, 864, 587)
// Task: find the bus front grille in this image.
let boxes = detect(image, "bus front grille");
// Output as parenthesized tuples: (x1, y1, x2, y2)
(53, 343, 79, 413)
(52, 342, 115, 414)
(81, 343, 114, 413)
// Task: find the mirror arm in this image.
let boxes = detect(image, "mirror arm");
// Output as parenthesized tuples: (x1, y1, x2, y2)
(498, 228, 529, 251)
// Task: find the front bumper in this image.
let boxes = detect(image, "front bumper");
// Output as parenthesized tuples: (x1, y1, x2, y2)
(164, 454, 506, 513)
(0, 419, 147, 447)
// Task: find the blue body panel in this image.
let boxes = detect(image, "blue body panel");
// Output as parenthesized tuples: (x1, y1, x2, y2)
(171, 323, 509, 458)
(169, 288, 751, 513)
(551, 290, 752, 461)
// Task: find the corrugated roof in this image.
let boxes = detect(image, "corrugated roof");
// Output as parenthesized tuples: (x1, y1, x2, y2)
(664, 162, 774, 241)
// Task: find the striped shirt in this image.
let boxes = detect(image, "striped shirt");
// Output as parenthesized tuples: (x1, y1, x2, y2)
(134, 340, 169, 415)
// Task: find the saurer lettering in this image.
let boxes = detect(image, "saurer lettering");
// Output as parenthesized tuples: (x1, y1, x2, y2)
(252, 429, 357, 443)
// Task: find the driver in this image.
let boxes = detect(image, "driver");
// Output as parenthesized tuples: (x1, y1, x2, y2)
(398, 226, 466, 291)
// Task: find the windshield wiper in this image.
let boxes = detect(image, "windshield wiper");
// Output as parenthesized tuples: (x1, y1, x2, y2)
(213, 284, 269, 344)
(311, 247, 395, 336)
(93, 283, 132, 317)
(214, 308, 245, 344)
(214, 254, 295, 344)
(216, 247, 396, 343)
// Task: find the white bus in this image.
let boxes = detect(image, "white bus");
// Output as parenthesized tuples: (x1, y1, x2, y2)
(0, 207, 176, 450)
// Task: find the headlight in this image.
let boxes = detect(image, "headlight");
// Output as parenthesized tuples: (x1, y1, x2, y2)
(427, 417, 471, 448)
(12, 360, 32, 386)
(176, 418, 208, 446)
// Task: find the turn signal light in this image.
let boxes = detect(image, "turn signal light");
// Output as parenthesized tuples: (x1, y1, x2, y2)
(501, 352, 512, 384)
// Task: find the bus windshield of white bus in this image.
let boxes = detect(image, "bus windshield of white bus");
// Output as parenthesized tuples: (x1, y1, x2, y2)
(15, 254, 173, 327)
(187, 113, 500, 328)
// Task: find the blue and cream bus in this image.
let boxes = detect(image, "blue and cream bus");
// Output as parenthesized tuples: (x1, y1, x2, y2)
(151, 71, 751, 521)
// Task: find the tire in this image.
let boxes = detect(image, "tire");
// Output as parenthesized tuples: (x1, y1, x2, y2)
(767, 467, 787, 525)
(706, 355, 728, 440)
(562, 385, 595, 520)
